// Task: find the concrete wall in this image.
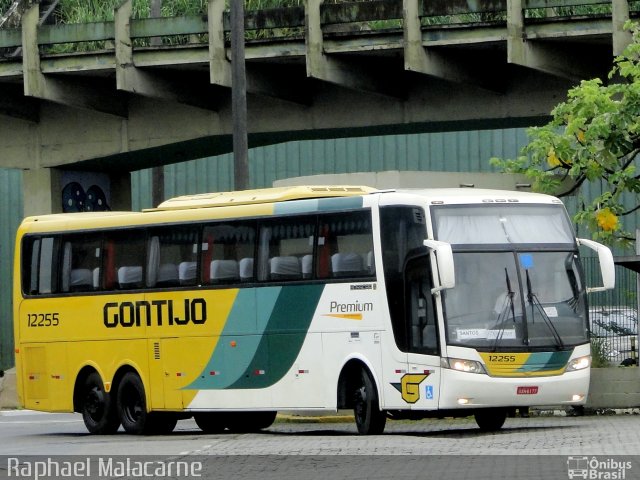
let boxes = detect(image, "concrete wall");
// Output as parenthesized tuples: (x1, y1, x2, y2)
(0, 368, 17, 409)
(273, 170, 532, 190)
(587, 367, 640, 409)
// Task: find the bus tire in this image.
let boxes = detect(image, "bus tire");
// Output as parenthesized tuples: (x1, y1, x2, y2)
(251, 411, 277, 430)
(226, 411, 277, 432)
(117, 372, 150, 435)
(474, 408, 507, 431)
(353, 369, 386, 435)
(80, 372, 120, 434)
(194, 412, 226, 433)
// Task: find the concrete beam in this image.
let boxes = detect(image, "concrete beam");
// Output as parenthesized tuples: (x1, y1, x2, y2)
(208, 0, 310, 105)
(275, 171, 533, 192)
(22, 4, 127, 118)
(305, 0, 400, 99)
(115, 0, 218, 110)
(506, 0, 600, 81)
(0, 83, 39, 122)
(0, 61, 571, 171)
(209, 0, 232, 87)
(612, 0, 632, 56)
(402, 0, 500, 92)
(246, 64, 312, 106)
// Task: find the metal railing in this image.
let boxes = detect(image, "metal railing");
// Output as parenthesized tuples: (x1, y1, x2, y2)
(1, 0, 639, 56)
(584, 256, 639, 365)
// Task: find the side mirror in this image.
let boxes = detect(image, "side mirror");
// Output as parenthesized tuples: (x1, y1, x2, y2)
(423, 239, 455, 291)
(577, 238, 615, 292)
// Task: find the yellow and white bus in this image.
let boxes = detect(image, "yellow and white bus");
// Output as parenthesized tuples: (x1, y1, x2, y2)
(13, 186, 614, 435)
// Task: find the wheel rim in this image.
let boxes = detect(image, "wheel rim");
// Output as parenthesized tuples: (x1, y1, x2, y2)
(85, 386, 105, 421)
(121, 384, 143, 425)
(354, 384, 368, 425)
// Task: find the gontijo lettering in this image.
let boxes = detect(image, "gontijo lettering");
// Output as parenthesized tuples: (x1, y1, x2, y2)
(103, 298, 207, 327)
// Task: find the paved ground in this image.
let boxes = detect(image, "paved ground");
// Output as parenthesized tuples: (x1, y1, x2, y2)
(1, 411, 639, 479)
(0, 410, 639, 456)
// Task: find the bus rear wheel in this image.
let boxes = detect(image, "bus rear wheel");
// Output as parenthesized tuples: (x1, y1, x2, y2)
(474, 408, 507, 431)
(80, 372, 120, 434)
(353, 369, 386, 435)
(117, 372, 150, 435)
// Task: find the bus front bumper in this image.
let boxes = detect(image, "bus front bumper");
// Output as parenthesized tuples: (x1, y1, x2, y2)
(437, 367, 590, 410)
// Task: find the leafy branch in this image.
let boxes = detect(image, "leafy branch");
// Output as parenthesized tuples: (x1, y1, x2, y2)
(491, 21, 640, 248)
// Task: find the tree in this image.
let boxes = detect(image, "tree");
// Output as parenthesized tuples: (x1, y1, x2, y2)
(491, 22, 640, 247)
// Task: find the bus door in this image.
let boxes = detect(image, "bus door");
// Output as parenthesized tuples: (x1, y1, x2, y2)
(403, 254, 441, 410)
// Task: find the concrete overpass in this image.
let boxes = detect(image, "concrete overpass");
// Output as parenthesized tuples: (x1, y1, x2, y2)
(0, 0, 636, 214)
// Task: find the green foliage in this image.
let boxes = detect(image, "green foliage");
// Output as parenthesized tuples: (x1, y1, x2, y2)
(491, 22, 640, 247)
(54, 0, 312, 23)
(0, 0, 13, 14)
(590, 336, 611, 368)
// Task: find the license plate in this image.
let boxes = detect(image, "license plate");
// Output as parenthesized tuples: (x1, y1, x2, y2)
(517, 386, 539, 395)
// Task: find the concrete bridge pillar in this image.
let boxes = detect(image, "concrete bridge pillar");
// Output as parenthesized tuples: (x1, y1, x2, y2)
(22, 167, 132, 216)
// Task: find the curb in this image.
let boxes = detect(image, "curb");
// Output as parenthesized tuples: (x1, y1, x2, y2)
(276, 413, 354, 424)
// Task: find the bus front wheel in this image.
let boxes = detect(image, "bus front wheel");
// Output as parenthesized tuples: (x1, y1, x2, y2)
(474, 408, 507, 431)
(80, 372, 120, 434)
(353, 369, 386, 435)
(117, 372, 150, 435)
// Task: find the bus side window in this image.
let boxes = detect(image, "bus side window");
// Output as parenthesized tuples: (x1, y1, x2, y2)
(405, 255, 438, 355)
(202, 222, 255, 284)
(22, 237, 41, 295)
(146, 227, 199, 288)
(380, 206, 428, 352)
(257, 218, 314, 282)
(317, 210, 374, 279)
(38, 237, 58, 294)
(105, 231, 146, 290)
(22, 236, 58, 295)
(60, 235, 102, 293)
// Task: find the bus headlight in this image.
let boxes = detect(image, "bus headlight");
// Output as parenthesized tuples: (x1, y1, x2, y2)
(566, 355, 591, 372)
(442, 357, 487, 374)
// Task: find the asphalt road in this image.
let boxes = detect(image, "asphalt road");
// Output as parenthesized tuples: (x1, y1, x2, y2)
(0, 411, 639, 479)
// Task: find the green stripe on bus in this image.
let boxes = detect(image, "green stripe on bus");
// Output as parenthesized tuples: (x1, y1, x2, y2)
(517, 351, 572, 372)
(186, 284, 324, 390)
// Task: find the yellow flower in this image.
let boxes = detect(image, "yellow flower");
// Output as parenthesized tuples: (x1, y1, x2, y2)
(547, 147, 561, 167)
(596, 208, 619, 232)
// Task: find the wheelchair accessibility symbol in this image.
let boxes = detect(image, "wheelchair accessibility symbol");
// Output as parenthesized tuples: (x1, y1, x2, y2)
(425, 385, 434, 400)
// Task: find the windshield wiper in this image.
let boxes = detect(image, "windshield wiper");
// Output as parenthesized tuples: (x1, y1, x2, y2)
(526, 270, 564, 349)
(492, 268, 517, 351)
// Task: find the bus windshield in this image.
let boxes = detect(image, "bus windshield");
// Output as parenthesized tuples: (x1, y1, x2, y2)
(433, 204, 587, 350)
(443, 250, 587, 349)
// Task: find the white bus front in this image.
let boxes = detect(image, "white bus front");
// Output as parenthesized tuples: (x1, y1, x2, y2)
(378, 194, 614, 430)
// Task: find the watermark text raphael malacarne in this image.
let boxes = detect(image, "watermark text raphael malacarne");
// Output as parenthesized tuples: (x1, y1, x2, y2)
(7, 457, 203, 479)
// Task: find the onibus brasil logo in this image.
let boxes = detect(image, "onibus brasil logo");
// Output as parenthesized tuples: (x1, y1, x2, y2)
(567, 456, 633, 479)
